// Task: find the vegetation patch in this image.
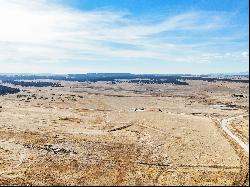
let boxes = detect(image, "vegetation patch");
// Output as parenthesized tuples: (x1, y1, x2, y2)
(0, 85, 20, 95)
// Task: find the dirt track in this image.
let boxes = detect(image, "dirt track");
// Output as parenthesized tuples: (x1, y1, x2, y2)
(220, 115, 249, 155)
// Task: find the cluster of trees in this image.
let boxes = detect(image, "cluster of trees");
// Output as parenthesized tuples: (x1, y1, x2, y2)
(2, 80, 62, 87)
(64, 74, 190, 84)
(180, 76, 249, 83)
(128, 79, 188, 85)
(0, 73, 248, 85)
(0, 85, 20, 95)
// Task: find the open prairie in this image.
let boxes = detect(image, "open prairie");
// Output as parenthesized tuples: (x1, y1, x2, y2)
(0, 79, 249, 185)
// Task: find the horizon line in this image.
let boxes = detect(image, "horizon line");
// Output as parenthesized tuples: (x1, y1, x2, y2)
(0, 72, 249, 76)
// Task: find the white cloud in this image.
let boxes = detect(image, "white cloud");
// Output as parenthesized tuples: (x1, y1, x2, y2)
(0, 0, 248, 73)
(241, 51, 249, 58)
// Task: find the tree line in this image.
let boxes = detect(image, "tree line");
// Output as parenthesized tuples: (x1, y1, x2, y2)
(0, 85, 20, 95)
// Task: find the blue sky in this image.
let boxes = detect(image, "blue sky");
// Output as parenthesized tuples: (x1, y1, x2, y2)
(0, 0, 248, 74)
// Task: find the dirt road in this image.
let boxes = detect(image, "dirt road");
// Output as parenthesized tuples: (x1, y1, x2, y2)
(220, 115, 249, 155)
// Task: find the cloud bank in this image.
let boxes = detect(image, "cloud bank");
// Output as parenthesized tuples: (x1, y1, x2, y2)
(0, 0, 248, 73)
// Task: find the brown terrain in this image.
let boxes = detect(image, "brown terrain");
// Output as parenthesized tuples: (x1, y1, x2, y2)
(0, 80, 249, 185)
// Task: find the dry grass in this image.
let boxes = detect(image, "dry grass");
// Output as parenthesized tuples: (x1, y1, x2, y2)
(0, 80, 249, 185)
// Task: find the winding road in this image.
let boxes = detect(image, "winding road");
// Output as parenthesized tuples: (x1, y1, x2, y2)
(220, 115, 249, 155)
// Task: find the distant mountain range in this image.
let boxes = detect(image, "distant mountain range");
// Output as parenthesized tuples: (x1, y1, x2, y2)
(235, 71, 249, 75)
(209, 72, 249, 76)
(0, 72, 249, 76)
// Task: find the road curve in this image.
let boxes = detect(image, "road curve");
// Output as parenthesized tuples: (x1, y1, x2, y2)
(220, 115, 249, 155)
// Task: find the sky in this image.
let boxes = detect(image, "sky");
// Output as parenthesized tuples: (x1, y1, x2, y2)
(0, 0, 249, 74)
